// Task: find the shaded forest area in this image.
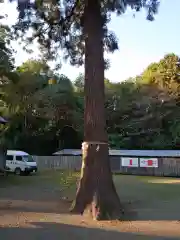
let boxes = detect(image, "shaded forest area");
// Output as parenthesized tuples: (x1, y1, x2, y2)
(0, 25, 180, 155)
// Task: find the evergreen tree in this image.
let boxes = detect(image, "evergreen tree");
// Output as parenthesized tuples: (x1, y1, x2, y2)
(11, 0, 160, 220)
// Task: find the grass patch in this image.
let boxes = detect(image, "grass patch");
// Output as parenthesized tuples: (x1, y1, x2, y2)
(0, 174, 36, 187)
(40, 169, 79, 186)
(39, 170, 79, 198)
(1, 171, 180, 204)
(114, 175, 180, 204)
(0, 170, 79, 193)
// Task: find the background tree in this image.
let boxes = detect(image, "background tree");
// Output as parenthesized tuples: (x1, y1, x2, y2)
(0, 24, 14, 82)
(0, 56, 82, 154)
(106, 54, 180, 150)
(74, 73, 84, 93)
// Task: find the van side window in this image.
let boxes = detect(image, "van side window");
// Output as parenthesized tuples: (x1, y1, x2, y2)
(16, 156, 23, 161)
(6, 155, 13, 161)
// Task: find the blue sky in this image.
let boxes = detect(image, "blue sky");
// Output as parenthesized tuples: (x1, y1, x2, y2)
(1, 0, 180, 82)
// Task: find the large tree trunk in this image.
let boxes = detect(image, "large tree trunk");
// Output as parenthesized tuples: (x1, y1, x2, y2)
(70, 0, 123, 220)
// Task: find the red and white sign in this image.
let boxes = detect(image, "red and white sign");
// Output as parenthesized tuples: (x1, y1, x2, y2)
(121, 157, 138, 167)
(140, 158, 158, 168)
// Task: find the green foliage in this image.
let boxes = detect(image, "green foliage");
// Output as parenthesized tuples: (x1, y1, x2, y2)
(0, 24, 14, 81)
(0, 56, 83, 154)
(1, 47, 180, 152)
(1, 42, 180, 152)
(141, 54, 180, 93)
(74, 73, 84, 93)
(17, 59, 50, 74)
(106, 54, 180, 149)
(9, 0, 160, 68)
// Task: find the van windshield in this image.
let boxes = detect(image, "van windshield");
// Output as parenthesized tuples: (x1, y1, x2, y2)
(23, 155, 35, 162)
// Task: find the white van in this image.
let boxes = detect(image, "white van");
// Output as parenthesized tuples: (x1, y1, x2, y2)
(6, 150, 38, 175)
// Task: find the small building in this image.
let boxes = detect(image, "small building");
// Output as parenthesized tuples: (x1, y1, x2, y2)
(53, 149, 180, 157)
(53, 148, 180, 177)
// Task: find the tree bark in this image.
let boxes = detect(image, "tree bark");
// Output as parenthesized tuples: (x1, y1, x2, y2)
(70, 0, 123, 220)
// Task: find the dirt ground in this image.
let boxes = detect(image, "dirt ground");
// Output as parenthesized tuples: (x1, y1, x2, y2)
(0, 172, 180, 239)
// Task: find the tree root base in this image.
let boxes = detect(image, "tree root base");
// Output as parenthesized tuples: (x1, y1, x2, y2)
(70, 202, 125, 221)
(69, 142, 125, 221)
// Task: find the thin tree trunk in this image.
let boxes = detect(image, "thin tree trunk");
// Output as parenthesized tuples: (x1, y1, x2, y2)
(70, 0, 123, 220)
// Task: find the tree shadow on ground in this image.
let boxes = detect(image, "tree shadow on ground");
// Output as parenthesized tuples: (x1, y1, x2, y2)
(121, 202, 180, 222)
(1, 196, 179, 222)
(0, 222, 179, 240)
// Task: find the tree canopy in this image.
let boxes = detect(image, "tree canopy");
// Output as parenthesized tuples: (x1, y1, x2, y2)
(10, 0, 160, 67)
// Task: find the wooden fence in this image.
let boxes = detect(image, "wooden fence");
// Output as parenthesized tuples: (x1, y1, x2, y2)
(33, 155, 82, 171)
(34, 155, 180, 177)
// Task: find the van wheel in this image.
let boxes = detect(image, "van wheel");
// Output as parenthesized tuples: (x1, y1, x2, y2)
(14, 168, 21, 175)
